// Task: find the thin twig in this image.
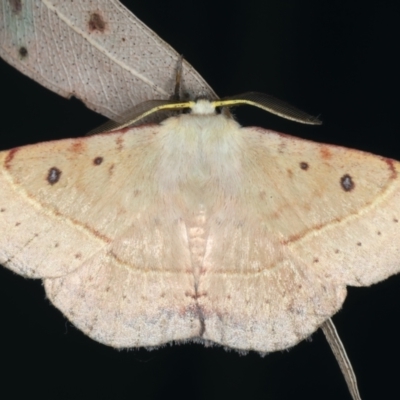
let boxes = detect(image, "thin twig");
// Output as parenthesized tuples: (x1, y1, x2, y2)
(321, 318, 362, 400)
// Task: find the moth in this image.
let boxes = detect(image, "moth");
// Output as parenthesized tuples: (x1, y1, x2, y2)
(1, 0, 398, 400)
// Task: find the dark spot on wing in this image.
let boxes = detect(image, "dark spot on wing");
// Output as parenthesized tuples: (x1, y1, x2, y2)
(15, 222, 21, 226)
(334, 249, 340, 254)
(10, 0, 22, 13)
(340, 174, 354, 192)
(93, 157, 103, 165)
(377, 231, 381, 235)
(394, 218, 398, 223)
(357, 242, 362, 246)
(0, 208, 5, 212)
(19, 46, 28, 58)
(47, 167, 61, 185)
(300, 162, 309, 170)
(88, 12, 106, 32)
(313, 257, 319, 263)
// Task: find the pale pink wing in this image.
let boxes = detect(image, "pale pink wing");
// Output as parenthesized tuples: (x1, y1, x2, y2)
(0, 128, 201, 347)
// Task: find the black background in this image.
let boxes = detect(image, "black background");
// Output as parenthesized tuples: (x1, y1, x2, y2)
(0, 1, 399, 399)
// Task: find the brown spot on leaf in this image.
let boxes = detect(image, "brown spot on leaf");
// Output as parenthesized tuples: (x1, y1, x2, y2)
(394, 218, 398, 223)
(334, 249, 340, 254)
(19, 46, 28, 58)
(300, 162, 309, 170)
(313, 257, 319, 263)
(54, 243, 59, 248)
(75, 253, 82, 259)
(10, 0, 22, 13)
(47, 167, 61, 185)
(377, 231, 381, 235)
(340, 174, 355, 192)
(0, 208, 5, 212)
(93, 157, 103, 165)
(357, 242, 362, 246)
(15, 222, 21, 226)
(88, 12, 106, 32)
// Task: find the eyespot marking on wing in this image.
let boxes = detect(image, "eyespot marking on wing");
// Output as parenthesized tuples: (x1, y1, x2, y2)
(300, 162, 309, 170)
(93, 157, 103, 165)
(47, 167, 62, 185)
(340, 174, 355, 192)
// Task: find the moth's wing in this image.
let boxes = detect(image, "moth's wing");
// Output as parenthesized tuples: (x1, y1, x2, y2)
(0, 0, 216, 121)
(0, 127, 200, 347)
(199, 128, 400, 352)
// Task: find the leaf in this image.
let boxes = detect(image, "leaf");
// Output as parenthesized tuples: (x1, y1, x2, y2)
(0, 0, 216, 121)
